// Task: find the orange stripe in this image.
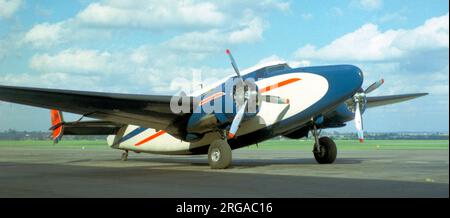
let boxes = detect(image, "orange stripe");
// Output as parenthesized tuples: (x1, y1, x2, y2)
(134, 130, 166, 146)
(259, 78, 301, 93)
(199, 92, 225, 106)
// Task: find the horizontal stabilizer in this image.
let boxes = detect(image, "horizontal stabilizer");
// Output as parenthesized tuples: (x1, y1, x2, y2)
(366, 93, 428, 108)
(49, 110, 124, 143)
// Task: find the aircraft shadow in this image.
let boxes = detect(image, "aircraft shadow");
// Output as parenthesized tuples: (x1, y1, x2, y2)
(128, 156, 364, 168)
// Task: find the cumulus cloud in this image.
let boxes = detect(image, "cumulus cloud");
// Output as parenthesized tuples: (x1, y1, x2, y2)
(21, 0, 289, 54)
(294, 13, 449, 100)
(23, 22, 65, 48)
(0, 0, 22, 19)
(295, 13, 449, 62)
(22, 46, 229, 94)
(228, 17, 265, 44)
(76, 0, 225, 30)
(30, 49, 113, 74)
(165, 17, 266, 54)
(12, 0, 289, 94)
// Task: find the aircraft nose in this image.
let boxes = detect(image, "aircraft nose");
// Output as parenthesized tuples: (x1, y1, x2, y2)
(322, 65, 364, 100)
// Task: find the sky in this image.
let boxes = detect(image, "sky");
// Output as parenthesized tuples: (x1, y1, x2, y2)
(0, 0, 448, 133)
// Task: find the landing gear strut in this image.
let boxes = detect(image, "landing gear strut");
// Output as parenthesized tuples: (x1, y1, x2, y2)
(311, 123, 337, 164)
(208, 139, 232, 169)
(121, 150, 128, 161)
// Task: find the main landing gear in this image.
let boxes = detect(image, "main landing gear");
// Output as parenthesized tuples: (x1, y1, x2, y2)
(208, 139, 232, 169)
(311, 122, 337, 164)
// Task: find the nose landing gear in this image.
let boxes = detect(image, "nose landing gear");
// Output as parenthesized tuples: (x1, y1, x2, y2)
(311, 121, 337, 164)
(121, 150, 128, 161)
(313, 136, 337, 164)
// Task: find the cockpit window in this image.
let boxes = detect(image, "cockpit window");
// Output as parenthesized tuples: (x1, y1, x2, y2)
(255, 63, 291, 79)
(266, 64, 291, 73)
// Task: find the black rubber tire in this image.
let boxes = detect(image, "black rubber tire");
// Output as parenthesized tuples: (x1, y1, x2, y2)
(208, 140, 232, 169)
(313, 136, 337, 164)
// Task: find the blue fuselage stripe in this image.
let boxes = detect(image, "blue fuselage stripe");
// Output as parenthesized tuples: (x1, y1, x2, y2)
(119, 127, 148, 143)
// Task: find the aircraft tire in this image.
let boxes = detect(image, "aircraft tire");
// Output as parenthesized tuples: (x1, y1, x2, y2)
(208, 140, 232, 169)
(313, 136, 337, 164)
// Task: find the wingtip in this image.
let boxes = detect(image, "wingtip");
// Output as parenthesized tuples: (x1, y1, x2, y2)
(226, 49, 231, 54)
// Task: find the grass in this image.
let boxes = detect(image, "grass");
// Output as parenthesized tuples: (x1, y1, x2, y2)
(0, 140, 108, 149)
(0, 139, 448, 151)
(254, 139, 449, 150)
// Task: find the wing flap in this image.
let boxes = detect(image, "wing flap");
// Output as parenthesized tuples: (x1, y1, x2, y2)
(60, 121, 124, 135)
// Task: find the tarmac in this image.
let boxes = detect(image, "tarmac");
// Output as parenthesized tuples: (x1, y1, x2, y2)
(0, 145, 448, 197)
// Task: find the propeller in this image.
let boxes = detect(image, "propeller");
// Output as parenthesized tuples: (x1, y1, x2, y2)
(226, 49, 243, 83)
(225, 49, 290, 139)
(352, 79, 384, 143)
(354, 97, 364, 143)
(228, 100, 247, 138)
(365, 79, 384, 94)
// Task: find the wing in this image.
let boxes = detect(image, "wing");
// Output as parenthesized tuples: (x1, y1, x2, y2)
(366, 93, 428, 108)
(0, 85, 196, 136)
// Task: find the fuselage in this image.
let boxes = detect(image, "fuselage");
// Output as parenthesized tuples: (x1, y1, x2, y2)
(109, 64, 364, 155)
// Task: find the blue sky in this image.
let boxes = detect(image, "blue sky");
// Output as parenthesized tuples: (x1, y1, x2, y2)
(0, 0, 448, 132)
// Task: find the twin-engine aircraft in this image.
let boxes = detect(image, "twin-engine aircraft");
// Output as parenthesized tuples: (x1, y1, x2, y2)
(0, 50, 427, 169)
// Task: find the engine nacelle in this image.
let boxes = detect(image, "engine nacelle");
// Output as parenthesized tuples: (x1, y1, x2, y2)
(185, 77, 262, 141)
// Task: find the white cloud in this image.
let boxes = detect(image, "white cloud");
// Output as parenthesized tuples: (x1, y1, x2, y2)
(0, 0, 22, 19)
(21, 0, 288, 53)
(257, 55, 286, 65)
(256, 55, 311, 68)
(30, 49, 112, 74)
(23, 22, 64, 48)
(23, 19, 115, 49)
(229, 17, 265, 44)
(295, 13, 449, 62)
(164, 30, 224, 54)
(23, 46, 229, 94)
(352, 0, 383, 11)
(165, 16, 266, 54)
(9, 0, 289, 95)
(294, 13, 449, 100)
(76, 0, 225, 30)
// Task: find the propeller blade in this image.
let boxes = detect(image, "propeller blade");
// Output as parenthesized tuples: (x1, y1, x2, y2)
(365, 79, 384, 94)
(228, 100, 248, 139)
(226, 49, 243, 80)
(354, 100, 364, 143)
(261, 95, 290, 104)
